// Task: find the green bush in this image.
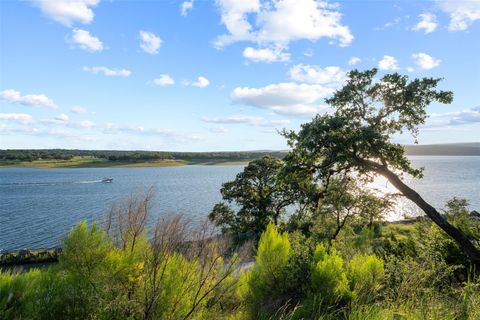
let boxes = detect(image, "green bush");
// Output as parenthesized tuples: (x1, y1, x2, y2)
(0, 269, 40, 319)
(348, 254, 384, 304)
(311, 243, 352, 306)
(244, 223, 292, 315)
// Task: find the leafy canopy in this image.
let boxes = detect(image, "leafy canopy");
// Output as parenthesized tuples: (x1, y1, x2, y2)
(283, 68, 453, 179)
(209, 156, 294, 234)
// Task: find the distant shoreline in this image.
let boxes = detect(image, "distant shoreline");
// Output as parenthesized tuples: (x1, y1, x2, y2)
(403, 143, 480, 156)
(1, 143, 479, 168)
(2, 155, 479, 169)
(0, 158, 251, 169)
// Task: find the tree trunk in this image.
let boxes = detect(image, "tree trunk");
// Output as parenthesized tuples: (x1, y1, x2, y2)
(371, 162, 480, 266)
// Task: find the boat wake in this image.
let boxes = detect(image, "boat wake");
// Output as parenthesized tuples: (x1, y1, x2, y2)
(77, 180, 103, 184)
(0, 180, 106, 187)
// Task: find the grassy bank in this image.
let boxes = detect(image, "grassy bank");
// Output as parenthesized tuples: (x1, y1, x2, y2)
(0, 156, 249, 168)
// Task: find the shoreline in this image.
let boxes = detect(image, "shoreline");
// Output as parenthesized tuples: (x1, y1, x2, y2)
(2, 155, 480, 169)
(0, 158, 250, 169)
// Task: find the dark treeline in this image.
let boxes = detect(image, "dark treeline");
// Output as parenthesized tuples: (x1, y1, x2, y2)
(2, 143, 479, 163)
(0, 149, 286, 162)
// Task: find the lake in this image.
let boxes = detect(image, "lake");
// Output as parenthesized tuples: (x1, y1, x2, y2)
(1, 156, 479, 250)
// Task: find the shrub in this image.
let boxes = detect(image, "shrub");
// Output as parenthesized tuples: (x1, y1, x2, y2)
(0, 269, 40, 319)
(348, 254, 384, 304)
(284, 232, 314, 302)
(311, 243, 352, 306)
(245, 223, 291, 315)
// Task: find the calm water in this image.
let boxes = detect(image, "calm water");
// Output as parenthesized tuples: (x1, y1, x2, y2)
(0, 157, 479, 250)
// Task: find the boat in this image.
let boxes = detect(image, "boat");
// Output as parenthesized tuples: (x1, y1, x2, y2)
(101, 178, 113, 183)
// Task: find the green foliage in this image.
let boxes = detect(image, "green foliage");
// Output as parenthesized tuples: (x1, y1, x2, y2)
(281, 69, 454, 198)
(348, 254, 384, 303)
(149, 252, 200, 318)
(311, 244, 352, 306)
(0, 269, 40, 319)
(60, 222, 112, 275)
(281, 68, 480, 268)
(244, 223, 292, 315)
(308, 175, 391, 249)
(209, 156, 294, 235)
(2, 214, 480, 320)
(0, 149, 286, 163)
(445, 198, 480, 249)
(209, 203, 235, 233)
(0, 213, 239, 320)
(283, 232, 314, 300)
(380, 219, 466, 302)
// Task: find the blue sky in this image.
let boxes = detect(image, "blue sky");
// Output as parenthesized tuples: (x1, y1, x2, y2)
(0, 0, 479, 151)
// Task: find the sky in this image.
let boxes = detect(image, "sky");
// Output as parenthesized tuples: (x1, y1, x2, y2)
(0, 0, 479, 151)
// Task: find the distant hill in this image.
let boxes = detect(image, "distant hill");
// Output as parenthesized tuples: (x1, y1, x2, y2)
(404, 143, 480, 156)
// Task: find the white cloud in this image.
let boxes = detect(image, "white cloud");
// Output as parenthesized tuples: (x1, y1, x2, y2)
(201, 115, 290, 127)
(209, 126, 228, 133)
(181, 0, 194, 16)
(447, 106, 480, 125)
(70, 29, 103, 52)
(259, 119, 291, 127)
(375, 17, 401, 31)
(153, 74, 175, 86)
(0, 125, 41, 135)
(407, 67, 415, 73)
(0, 113, 33, 124)
(0, 89, 57, 109)
(82, 66, 131, 77)
(43, 117, 97, 128)
(231, 82, 333, 117)
(412, 52, 441, 70)
(202, 115, 263, 124)
(232, 83, 332, 107)
(413, 13, 438, 34)
(139, 30, 162, 54)
(42, 113, 70, 125)
(242, 46, 290, 63)
(289, 64, 346, 86)
(32, 0, 100, 27)
(348, 56, 361, 65)
(272, 104, 331, 117)
(55, 113, 69, 122)
(214, 0, 353, 49)
(378, 55, 399, 70)
(192, 76, 210, 88)
(75, 120, 96, 128)
(427, 106, 480, 127)
(103, 123, 196, 141)
(438, 0, 480, 31)
(71, 106, 88, 114)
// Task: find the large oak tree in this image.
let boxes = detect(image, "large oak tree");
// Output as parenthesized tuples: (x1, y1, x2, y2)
(282, 69, 480, 266)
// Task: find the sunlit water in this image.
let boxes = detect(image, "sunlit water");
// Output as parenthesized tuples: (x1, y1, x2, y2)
(0, 156, 479, 250)
(372, 156, 480, 220)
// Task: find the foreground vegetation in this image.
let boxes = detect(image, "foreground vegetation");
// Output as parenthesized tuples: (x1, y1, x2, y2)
(2, 69, 480, 319)
(1, 196, 479, 319)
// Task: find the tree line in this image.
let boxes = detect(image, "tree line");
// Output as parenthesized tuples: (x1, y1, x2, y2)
(0, 149, 286, 162)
